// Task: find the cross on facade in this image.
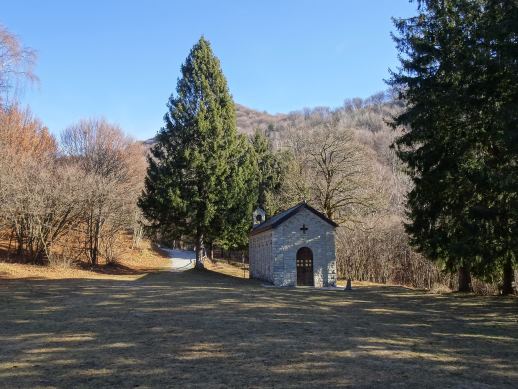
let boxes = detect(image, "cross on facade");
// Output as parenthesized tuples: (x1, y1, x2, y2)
(300, 224, 308, 234)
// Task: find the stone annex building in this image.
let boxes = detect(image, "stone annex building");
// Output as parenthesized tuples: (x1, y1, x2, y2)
(248, 201, 338, 287)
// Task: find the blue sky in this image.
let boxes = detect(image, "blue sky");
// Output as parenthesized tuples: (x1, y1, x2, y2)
(2, 1, 417, 140)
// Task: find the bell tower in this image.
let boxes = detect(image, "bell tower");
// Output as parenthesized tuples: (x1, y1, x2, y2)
(253, 207, 266, 226)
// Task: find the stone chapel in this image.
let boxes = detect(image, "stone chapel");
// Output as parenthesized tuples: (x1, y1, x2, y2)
(248, 201, 337, 287)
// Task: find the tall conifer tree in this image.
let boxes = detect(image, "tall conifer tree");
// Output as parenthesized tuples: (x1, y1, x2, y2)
(139, 37, 257, 267)
(471, 0, 518, 294)
(390, 0, 517, 293)
(250, 130, 284, 213)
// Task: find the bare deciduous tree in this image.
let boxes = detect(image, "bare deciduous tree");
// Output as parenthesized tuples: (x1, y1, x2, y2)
(282, 118, 387, 226)
(0, 25, 37, 105)
(61, 118, 146, 265)
(0, 105, 58, 261)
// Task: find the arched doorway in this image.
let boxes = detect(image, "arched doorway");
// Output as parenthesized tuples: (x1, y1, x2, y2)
(296, 247, 314, 286)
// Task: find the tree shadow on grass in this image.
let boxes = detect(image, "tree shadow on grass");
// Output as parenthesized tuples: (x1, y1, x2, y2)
(75, 262, 145, 276)
(0, 269, 517, 388)
(0, 244, 41, 265)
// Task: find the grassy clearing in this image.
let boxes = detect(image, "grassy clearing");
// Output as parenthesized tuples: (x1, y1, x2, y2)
(0, 268, 517, 388)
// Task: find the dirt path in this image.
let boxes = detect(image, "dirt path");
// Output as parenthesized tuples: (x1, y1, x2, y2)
(158, 246, 196, 272)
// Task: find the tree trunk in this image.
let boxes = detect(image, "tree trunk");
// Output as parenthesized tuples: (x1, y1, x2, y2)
(458, 265, 472, 292)
(16, 230, 24, 256)
(501, 259, 515, 295)
(207, 242, 214, 261)
(7, 228, 14, 254)
(195, 232, 205, 269)
(90, 222, 99, 266)
(92, 213, 102, 266)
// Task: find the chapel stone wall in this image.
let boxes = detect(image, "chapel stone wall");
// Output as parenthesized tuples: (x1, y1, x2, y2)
(273, 208, 336, 287)
(248, 230, 273, 283)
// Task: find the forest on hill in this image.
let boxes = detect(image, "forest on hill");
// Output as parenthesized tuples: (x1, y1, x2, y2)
(142, 86, 499, 293)
(235, 94, 475, 292)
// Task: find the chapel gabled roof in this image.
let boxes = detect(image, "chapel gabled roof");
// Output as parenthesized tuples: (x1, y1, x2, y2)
(249, 201, 338, 236)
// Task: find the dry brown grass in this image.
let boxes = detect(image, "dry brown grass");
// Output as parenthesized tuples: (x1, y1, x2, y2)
(205, 260, 249, 279)
(0, 239, 170, 281)
(0, 267, 517, 388)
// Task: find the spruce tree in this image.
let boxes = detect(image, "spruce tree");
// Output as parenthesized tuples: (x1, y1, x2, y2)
(250, 130, 284, 214)
(471, 0, 518, 294)
(139, 37, 257, 268)
(210, 134, 258, 252)
(390, 0, 517, 293)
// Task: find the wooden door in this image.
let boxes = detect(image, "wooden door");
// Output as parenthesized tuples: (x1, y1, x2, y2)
(296, 247, 314, 286)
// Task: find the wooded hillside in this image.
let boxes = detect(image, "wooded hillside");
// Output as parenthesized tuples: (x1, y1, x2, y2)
(234, 96, 502, 293)
(144, 94, 457, 290)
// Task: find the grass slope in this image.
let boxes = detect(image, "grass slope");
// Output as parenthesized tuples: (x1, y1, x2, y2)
(0, 240, 171, 281)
